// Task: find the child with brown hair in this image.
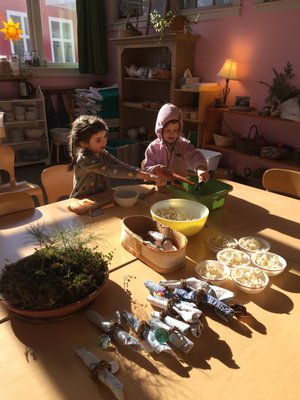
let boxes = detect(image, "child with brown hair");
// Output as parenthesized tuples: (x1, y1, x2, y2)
(68, 115, 165, 197)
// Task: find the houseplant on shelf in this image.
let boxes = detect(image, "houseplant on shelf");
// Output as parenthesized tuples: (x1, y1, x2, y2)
(0, 224, 112, 319)
(150, 9, 199, 42)
(258, 62, 300, 106)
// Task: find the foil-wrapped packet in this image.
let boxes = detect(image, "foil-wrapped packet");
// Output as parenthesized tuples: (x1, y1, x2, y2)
(148, 318, 194, 353)
(75, 347, 124, 400)
(87, 310, 144, 351)
(122, 310, 173, 354)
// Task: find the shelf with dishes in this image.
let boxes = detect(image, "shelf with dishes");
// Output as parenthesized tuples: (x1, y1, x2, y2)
(0, 86, 50, 166)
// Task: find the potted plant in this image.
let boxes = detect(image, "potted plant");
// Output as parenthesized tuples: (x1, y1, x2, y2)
(150, 9, 199, 42)
(0, 225, 112, 319)
(258, 61, 300, 105)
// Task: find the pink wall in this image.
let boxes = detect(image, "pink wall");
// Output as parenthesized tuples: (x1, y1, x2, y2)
(107, 1, 300, 111)
(192, 0, 300, 110)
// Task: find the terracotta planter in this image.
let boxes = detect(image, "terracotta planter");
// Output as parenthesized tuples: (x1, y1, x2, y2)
(170, 15, 185, 32)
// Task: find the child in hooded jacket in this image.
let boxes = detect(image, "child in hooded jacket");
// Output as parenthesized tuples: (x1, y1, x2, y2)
(143, 103, 209, 184)
(68, 115, 165, 198)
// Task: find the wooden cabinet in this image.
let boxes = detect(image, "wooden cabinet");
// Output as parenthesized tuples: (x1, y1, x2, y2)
(202, 107, 300, 174)
(173, 86, 220, 147)
(111, 33, 200, 139)
(0, 86, 50, 166)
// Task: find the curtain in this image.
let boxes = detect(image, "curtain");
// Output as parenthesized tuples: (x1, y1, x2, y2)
(76, 0, 107, 75)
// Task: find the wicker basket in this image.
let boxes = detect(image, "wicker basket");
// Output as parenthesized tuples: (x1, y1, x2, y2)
(236, 125, 267, 155)
(213, 133, 236, 147)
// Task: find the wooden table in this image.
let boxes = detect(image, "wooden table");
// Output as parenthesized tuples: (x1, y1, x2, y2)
(0, 181, 299, 400)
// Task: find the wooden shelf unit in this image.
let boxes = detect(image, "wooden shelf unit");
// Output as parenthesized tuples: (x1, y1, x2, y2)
(111, 33, 200, 139)
(0, 86, 51, 166)
(202, 107, 300, 173)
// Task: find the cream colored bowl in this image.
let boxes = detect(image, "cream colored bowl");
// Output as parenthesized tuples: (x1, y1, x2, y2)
(238, 236, 270, 254)
(113, 189, 139, 208)
(217, 248, 250, 268)
(251, 251, 287, 276)
(150, 198, 209, 237)
(231, 266, 269, 294)
(195, 260, 230, 285)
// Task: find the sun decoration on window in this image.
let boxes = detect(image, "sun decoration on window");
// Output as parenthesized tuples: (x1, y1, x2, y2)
(0, 17, 23, 42)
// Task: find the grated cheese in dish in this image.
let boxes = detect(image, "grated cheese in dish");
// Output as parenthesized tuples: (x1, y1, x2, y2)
(208, 234, 237, 249)
(252, 252, 284, 270)
(217, 249, 250, 267)
(232, 267, 268, 288)
(239, 237, 269, 252)
(155, 207, 196, 221)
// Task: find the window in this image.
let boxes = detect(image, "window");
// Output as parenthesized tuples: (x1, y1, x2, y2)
(176, 0, 241, 20)
(49, 17, 75, 63)
(254, 0, 300, 13)
(7, 10, 30, 55)
(0, 0, 78, 73)
(117, 0, 149, 19)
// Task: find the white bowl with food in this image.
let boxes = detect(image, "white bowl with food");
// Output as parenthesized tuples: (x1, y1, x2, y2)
(150, 198, 209, 237)
(207, 233, 238, 254)
(113, 189, 139, 208)
(231, 266, 269, 294)
(251, 251, 287, 276)
(195, 260, 230, 285)
(238, 236, 270, 254)
(217, 248, 251, 268)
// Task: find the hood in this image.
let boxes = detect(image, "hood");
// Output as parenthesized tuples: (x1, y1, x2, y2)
(155, 103, 182, 140)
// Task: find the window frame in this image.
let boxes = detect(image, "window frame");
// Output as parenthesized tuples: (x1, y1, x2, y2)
(25, 0, 80, 76)
(254, 0, 300, 13)
(106, 0, 241, 30)
(49, 16, 76, 63)
(7, 10, 30, 54)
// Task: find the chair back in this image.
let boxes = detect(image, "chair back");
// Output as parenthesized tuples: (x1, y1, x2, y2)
(0, 192, 35, 216)
(262, 168, 300, 198)
(0, 144, 16, 185)
(41, 164, 74, 203)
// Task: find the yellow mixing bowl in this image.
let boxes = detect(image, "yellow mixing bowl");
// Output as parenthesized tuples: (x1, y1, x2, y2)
(150, 198, 209, 237)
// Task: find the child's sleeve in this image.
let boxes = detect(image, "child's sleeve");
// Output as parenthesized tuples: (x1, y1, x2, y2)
(80, 151, 140, 179)
(143, 143, 164, 174)
(183, 142, 208, 172)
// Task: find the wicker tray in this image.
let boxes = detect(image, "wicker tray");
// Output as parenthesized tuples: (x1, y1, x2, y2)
(121, 215, 187, 273)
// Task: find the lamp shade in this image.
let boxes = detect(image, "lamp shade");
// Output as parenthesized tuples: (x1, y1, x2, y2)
(217, 59, 238, 80)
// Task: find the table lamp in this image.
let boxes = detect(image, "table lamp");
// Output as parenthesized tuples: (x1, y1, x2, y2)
(217, 59, 238, 106)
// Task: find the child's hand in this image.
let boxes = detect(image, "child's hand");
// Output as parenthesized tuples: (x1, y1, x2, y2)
(149, 174, 167, 186)
(197, 170, 210, 184)
(153, 166, 173, 180)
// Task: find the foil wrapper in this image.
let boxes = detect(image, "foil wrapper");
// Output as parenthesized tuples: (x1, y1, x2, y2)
(75, 347, 124, 400)
(87, 310, 144, 351)
(122, 310, 173, 354)
(149, 318, 194, 353)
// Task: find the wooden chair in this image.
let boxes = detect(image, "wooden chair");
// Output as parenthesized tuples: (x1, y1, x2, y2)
(262, 168, 300, 198)
(0, 192, 35, 217)
(41, 164, 74, 203)
(0, 144, 44, 205)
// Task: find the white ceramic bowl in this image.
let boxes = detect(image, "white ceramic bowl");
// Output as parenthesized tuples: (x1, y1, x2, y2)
(50, 127, 70, 144)
(251, 251, 287, 276)
(150, 198, 209, 237)
(195, 260, 230, 285)
(217, 248, 251, 268)
(238, 236, 270, 254)
(113, 189, 139, 208)
(25, 110, 39, 121)
(231, 266, 269, 294)
(207, 233, 238, 254)
(25, 129, 44, 139)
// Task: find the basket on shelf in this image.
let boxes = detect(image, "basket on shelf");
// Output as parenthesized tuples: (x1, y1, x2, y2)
(213, 133, 236, 147)
(152, 69, 171, 80)
(236, 124, 268, 155)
